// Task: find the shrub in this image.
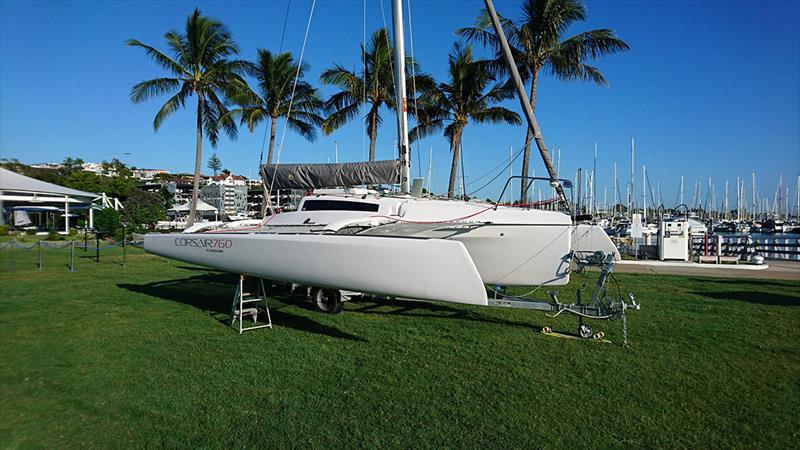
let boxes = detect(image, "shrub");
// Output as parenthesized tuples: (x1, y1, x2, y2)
(94, 208, 121, 237)
(0, 224, 8, 236)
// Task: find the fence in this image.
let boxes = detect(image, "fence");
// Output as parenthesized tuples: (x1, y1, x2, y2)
(612, 235, 799, 261)
(0, 238, 145, 273)
(691, 235, 799, 261)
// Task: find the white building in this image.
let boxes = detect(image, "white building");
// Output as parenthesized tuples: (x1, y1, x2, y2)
(30, 162, 64, 170)
(206, 174, 247, 186)
(132, 168, 171, 181)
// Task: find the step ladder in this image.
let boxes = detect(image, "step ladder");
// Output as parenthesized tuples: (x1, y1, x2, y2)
(229, 275, 272, 334)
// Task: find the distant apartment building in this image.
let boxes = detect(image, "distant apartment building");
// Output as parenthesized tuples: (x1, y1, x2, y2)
(199, 177, 248, 217)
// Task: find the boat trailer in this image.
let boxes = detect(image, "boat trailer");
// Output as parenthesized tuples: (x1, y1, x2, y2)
(488, 251, 640, 346)
(297, 250, 639, 346)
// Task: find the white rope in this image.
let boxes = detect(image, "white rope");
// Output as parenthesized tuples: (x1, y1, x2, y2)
(362, 0, 367, 162)
(263, 0, 317, 225)
(406, 0, 423, 178)
(259, 0, 293, 217)
(378, 0, 397, 162)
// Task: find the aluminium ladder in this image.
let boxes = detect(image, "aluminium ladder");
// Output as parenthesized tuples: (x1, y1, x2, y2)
(229, 275, 272, 334)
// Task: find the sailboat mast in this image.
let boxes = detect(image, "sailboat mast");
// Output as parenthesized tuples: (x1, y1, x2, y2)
(589, 142, 597, 214)
(724, 179, 728, 219)
(613, 162, 617, 216)
(630, 138, 635, 217)
(482, 0, 567, 208)
(391, 0, 411, 193)
(736, 176, 740, 220)
(642, 164, 647, 223)
(426, 145, 433, 194)
(752, 172, 757, 220)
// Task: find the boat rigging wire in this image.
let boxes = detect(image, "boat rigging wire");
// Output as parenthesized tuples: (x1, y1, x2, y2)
(362, 0, 367, 162)
(264, 0, 317, 224)
(379, 0, 399, 169)
(467, 147, 524, 196)
(405, 0, 423, 179)
(258, 0, 293, 168)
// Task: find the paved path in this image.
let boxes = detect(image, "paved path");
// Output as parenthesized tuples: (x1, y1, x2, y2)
(612, 259, 800, 281)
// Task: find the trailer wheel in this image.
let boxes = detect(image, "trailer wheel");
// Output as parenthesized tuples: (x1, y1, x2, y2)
(578, 324, 593, 339)
(312, 288, 343, 314)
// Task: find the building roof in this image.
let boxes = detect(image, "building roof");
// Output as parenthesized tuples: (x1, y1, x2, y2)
(0, 167, 99, 200)
(169, 199, 218, 212)
(210, 174, 246, 181)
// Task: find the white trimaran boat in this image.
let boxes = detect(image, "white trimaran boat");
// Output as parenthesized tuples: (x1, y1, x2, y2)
(145, 0, 624, 315)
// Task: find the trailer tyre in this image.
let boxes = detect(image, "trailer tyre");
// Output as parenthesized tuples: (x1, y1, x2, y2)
(578, 324, 593, 339)
(312, 288, 343, 314)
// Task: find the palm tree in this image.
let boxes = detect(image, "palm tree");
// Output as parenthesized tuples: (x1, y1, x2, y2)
(127, 8, 253, 225)
(320, 28, 431, 162)
(412, 43, 521, 198)
(229, 49, 324, 165)
(458, 0, 629, 202)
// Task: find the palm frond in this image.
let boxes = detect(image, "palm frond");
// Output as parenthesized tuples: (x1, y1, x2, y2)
(130, 77, 182, 103)
(321, 102, 361, 135)
(471, 107, 521, 125)
(548, 60, 606, 84)
(126, 39, 189, 77)
(286, 117, 318, 142)
(320, 65, 362, 94)
(153, 89, 188, 130)
(206, 89, 238, 142)
(550, 29, 630, 62)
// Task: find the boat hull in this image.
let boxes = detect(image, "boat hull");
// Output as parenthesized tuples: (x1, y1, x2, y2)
(145, 233, 489, 305)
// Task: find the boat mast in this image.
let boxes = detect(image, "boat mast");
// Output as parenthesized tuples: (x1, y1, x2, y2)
(391, 0, 411, 193)
(724, 179, 728, 220)
(613, 162, 617, 216)
(630, 138, 635, 218)
(426, 145, 433, 194)
(736, 176, 740, 221)
(642, 164, 647, 223)
(589, 142, 597, 214)
(752, 172, 756, 220)
(482, 0, 567, 208)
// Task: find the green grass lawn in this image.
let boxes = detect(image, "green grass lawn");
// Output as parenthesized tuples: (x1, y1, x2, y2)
(1, 246, 798, 448)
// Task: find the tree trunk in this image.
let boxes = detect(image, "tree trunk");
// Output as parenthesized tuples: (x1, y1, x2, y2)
(447, 128, 462, 198)
(266, 116, 277, 165)
(368, 107, 378, 162)
(259, 116, 279, 218)
(188, 95, 204, 227)
(519, 71, 538, 203)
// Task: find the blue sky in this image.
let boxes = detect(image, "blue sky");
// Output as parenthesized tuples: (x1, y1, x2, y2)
(1, 0, 798, 208)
